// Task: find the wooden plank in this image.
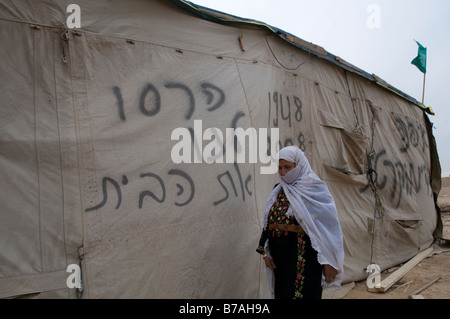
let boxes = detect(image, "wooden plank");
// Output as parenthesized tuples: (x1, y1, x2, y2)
(409, 274, 442, 297)
(409, 294, 425, 299)
(368, 247, 433, 293)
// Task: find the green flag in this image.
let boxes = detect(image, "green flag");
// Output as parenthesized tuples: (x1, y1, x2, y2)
(411, 41, 427, 74)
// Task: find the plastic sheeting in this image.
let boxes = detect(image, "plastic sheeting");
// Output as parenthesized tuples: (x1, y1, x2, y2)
(0, 0, 441, 298)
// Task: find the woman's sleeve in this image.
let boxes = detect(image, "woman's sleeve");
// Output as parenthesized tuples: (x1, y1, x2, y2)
(256, 229, 269, 255)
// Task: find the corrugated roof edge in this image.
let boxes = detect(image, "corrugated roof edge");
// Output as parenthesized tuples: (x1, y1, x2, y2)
(170, 0, 434, 115)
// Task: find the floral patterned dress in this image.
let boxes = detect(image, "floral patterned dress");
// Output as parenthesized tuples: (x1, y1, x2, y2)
(257, 187, 323, 299)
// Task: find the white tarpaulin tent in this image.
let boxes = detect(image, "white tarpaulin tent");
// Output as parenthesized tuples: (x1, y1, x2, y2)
(0, 0, 442, 298)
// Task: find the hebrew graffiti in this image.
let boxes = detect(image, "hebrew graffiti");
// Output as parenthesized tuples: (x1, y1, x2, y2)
(112, 81, 225, 122)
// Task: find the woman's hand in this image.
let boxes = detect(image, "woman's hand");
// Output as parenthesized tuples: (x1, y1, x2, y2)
(263, 255, 277, 271)
(323, 264, 338, 283)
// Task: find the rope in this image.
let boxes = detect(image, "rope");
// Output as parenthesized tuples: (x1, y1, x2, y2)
(61, 30, 69, 63)
(367, 111, 384, 266)
(265, 35, 309, 71)
(76, 247, 84, 299)
(344, 71, 363, 135)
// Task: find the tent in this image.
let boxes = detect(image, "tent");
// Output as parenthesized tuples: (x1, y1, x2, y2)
(0, 0, 442, 298)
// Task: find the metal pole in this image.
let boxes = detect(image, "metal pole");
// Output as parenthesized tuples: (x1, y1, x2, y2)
(422, 73, 426, 104)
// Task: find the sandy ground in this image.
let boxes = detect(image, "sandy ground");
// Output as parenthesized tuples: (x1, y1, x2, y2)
(326, 177, 450, 299)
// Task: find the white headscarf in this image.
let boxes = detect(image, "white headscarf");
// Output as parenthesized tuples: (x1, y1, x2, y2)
(263, 145, 345, 290)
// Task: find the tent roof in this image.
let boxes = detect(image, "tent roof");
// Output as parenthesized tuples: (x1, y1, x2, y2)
(171, 0, 434, 115)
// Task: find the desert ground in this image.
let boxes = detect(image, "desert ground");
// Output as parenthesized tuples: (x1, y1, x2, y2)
(326, 177, 450, 299)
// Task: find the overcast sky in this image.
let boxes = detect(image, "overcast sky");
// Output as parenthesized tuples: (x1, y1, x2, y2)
(191, 0, 450, 177)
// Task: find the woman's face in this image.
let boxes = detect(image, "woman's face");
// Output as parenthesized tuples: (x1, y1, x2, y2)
(278, 159, 296, 176)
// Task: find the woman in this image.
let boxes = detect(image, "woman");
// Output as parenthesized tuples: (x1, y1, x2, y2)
(256, 146, 344, 299)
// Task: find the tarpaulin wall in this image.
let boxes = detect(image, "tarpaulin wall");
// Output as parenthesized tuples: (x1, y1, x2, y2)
(0, 0, 440, 298)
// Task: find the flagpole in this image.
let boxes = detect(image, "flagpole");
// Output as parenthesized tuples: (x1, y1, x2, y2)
(422, 73, 426, 104)
(411, 40, 427, 104)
